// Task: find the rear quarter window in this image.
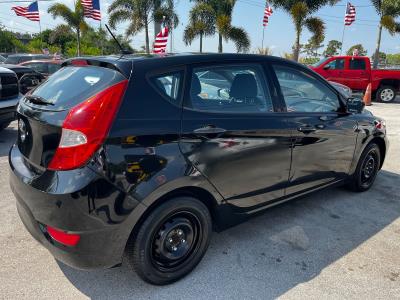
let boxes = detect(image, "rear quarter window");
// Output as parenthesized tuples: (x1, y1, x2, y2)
(151, 71, 182, 106)
(31, 66, 126, 110)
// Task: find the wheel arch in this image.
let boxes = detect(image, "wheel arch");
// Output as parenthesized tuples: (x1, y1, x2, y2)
(370, 136, 387, 169)
(124, 185, 225, 254)
(377, 79, 400, 91)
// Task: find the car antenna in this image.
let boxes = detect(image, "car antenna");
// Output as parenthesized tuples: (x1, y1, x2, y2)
(105, 24, 133, 55)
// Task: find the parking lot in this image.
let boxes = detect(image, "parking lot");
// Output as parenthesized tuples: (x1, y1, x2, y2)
(0, 100, 399, 299)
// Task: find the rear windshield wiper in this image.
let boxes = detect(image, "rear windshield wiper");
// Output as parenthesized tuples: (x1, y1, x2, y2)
(25, 95, 54, 106)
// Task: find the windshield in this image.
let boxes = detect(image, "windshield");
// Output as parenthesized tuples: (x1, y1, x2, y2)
(5, 56, 19, 64)
(0, 55, 5, 63)
(312, 57, 330, 68)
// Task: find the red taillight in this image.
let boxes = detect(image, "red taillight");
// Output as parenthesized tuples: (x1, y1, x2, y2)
(48, 80, 128, 171)
(47, 226, 80, 247)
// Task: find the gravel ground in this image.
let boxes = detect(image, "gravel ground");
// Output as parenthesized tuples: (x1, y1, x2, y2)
(0, 99, 399, 300)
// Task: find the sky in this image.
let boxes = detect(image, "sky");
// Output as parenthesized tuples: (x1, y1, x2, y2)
(0, 0, 399, 56)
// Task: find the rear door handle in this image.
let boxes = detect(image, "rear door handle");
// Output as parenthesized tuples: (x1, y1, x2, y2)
(298, 126, 317, 133)
(193, 125, 226, 135)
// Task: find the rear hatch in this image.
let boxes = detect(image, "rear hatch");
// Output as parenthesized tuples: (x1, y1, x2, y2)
(17, 58, 132, 172)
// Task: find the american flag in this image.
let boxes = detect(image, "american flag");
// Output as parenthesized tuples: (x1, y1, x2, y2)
(263, 4, 273, 27)
(11, 1, 40, 22)
(81, 0, 101, 21)
(344, 2, 356, 26)
(153, 25, 169, 54)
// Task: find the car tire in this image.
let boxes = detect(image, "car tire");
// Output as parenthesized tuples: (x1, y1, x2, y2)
(0, 122, 11, 131)
(376, 86, 396, 103)
(126, 197, 212, 285)
(348, 143, 381, 192)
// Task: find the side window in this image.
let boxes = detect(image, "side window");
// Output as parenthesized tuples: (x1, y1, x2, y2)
(349, 59, 366, 70)
(152, 72, 182, 106)
(188, 64, 273, 113)
(274, 65, 341, 113)
(326, 59, 345, 70)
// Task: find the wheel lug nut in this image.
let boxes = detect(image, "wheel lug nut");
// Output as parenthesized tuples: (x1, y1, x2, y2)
(169, 238, 173, 243)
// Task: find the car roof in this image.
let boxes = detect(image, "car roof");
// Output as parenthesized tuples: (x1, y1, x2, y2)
(7, 53, 50, 57)
(20, 59, 63, 65)
(64, 53, 299, 78)
(2, 64, 35, 72)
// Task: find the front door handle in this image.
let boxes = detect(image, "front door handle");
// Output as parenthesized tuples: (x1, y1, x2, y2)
(298, 126, 317, 133)
(193, 125, 226, 135)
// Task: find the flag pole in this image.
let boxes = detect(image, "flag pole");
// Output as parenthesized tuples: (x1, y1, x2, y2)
(340, 3, 348, 55)
(340, 24, 345, 55)
(37, 0, 43, 51)
(262, 26, 265, 50)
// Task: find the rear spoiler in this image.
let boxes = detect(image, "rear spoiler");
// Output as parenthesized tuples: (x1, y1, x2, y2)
(62, 57, 132, 78)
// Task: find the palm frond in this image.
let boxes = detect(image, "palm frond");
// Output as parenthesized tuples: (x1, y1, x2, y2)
(305, 17, 325, 45)
(228, 26, 250, 53)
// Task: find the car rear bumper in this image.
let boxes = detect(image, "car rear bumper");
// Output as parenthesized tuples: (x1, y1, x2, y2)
(9, 144, 145, 270)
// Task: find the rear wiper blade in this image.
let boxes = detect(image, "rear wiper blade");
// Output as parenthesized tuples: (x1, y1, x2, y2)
(25, 95, 54, 106)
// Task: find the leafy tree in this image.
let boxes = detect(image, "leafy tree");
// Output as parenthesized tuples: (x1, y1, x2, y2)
(386, 53, 400, 65)
(49, 25, 75, 54)
(108, 0, 178, 54)
(269, 0, 339, 62)
(371, 0, 400, 68)
(302, 40, 324, 58)
(191, 0, 250, 53)
(183, 2, 216, 53)
(0, 25, 27, 52)
(48, 1, 88, 56)
(323, 40, 342, 57)
(346, 44, 367, 56)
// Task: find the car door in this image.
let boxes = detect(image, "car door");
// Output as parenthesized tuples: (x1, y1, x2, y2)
(343, 58, 370, 90)
(272, 64, 358, 196)
(180, 62, 292, 213)
(319, 58, 347, 85)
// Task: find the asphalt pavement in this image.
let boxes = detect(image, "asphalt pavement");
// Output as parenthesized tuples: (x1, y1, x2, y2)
(0, 99, 399, 299)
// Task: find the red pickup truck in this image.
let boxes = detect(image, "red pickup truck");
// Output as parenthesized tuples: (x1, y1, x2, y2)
(310, 56, 400, 103)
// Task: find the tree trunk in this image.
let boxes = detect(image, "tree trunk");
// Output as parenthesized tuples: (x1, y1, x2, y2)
(77, 28, 81, 56)
(145, 21, 150, 54)
(373, 23, 383, 69)
(293, 28, 301, 62)
(200, 32, 203, 53)
(218, 34, 223, 53)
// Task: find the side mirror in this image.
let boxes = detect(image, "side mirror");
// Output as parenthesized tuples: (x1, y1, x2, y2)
(323, 64, 331, 70)
(347, 97, 365, 114)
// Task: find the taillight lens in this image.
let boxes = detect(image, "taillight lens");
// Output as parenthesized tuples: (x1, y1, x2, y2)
(48, 80, 128, 171)
(47, 226, 80, 247)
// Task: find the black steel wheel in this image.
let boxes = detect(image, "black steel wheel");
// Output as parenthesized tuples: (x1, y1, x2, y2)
(348, 143, 381, 192)
(127, 197, 212, 285)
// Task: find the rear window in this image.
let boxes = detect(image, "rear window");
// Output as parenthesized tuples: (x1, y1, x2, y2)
(30, 66, 125, 110)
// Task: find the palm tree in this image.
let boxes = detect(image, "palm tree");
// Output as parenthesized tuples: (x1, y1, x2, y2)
(191, 0, 250, 53)
(372, 0, 400, 68)
(183, 2, 216, 53)
(48, 1, 88, 56)
(108, 0, 178, 54)
(269, 0, 339, 62)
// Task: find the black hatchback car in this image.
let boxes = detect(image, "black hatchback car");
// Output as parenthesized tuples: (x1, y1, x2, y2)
(9, 54, 388, 285)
